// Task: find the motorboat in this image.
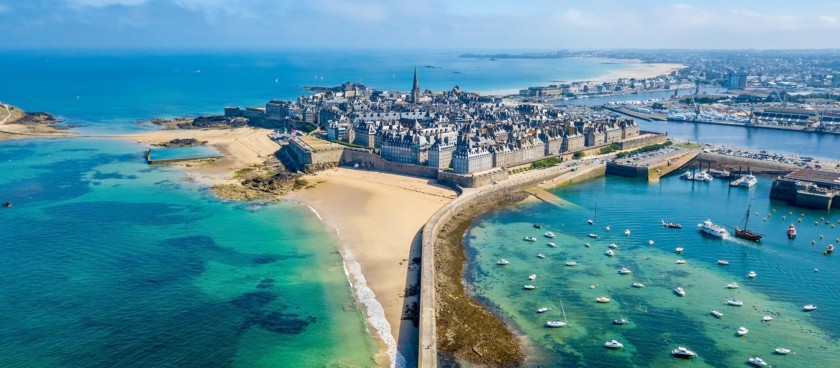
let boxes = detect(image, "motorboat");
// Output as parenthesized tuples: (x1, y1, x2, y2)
(624, 229, 631, 236)
(679, 171, 694, 180)
(497, 259, 510, 265)
(774, 347, 791, 355)
(708, 168, 731, 178)
(803, 304, 817, 311)
(711, 310, 723, 318)
(523, 236, 537, 242)
(737, 326, 749, 336)
(632, 282, 645, 288)
(826, 244, 835, 255)
(747, 271, 757, 278)
(605, 249, 615, 257)
(605, 226, 611, 231)
(613, 318, 629, 325)
(536, 307, 549, 313)
(717, 260, 730, 265)
(537, 253, 546, 259)
(584, 242, 591, 248)
(533, 224, 542, 229)
(609, 243, 619, 249)
(648, 239, 655, 246)
(547, 242, 557, 247)
(762, 315, 773, 322)
(544, 231, 556, 238)
(675, 260, 686, 264)
(588, 233, 599, 239)
(523, 285, 537, 290)
(619, 267, 632, 275)
(726, 299, 744, 306)
(662, 220, 682, 229)
(587, 219, 594, 225)
(788, 224, 797, 239)
(674, 287, 686, 297)
(747, 357, 768, 367)
(596, 297, 611, 303)
(528, 274, 537, 280)
(672, 346, 697, 358)
(604, 340, 624, 349)
(675, 247, 684, 254)
(1, 201, 11, 208)
(738, 174, 758, 188)
(726, 282, 740, 289)
(698, 219, 729, 238)
(545, 320, 567, 328)
(565, 261, 577, 266)
(693, 171, 714, 182)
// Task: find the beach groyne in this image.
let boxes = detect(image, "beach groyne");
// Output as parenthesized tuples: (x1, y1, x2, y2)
(418, 163, 606, 367)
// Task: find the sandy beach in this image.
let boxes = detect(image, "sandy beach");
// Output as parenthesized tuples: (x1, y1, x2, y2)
(286, 168, 456, 366)
(123, 127, 280, 186)
(583, 59, 686, 83)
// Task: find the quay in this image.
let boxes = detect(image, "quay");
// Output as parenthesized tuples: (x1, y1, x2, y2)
(602, 105, 667, 121)
(771, 168, 840, 210)
(606, 148, 699, 181)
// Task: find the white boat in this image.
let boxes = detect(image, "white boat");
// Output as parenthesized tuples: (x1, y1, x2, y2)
(544, 231, 556, 238)
(609, 243, 619, 249)
(537, 253, 546, 259)
(711, 310, 723, 318)
(679, 171, 694, 180)
(762, 315, 773, 322)
(675, 259, 686, 264)
(698, 219, 729, 238)
(619, 267, 632, 275)
(536, 307, 549, 313)
(737, 326, 749, 336)
(726, 282, 740, 289)
(747, 271, 757, 278)
(717, 260, 730, 265)
(803, 304, 817, 311)
(496, 259, 510, 265)
(674, 287, 686, 297)
(648, 239, 655, 246)
(605, 249, 615, 257)
(632, 282, 645, 288)
(624, 229, 631, 236)
(584, 242, 591, 248)
(596, 296, 611, 303)
(693, 171, 714, 182)
(528, 274, 537, 280)
(672, 346, 697, 358)
(565, 261, 577, 266)
(726, 299, 744, 306)
(774, 347, 791, 355)
(588, 233, 599, 239)
(739, 174, 758, 188)
(675, 247, 684, 254)
(523, 236, 537, 242)
(613, 318, 629, 325)
(604, 340, 624, 349)
(748, 357, 768, 367)
(545, 320, 567, 328)
(587, 219, 594, 225)
(605, 226, 611, 232)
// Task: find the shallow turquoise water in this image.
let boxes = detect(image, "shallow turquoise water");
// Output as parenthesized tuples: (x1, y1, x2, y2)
(0, 138, 378, 367)
(148, 146, 222, 161)
(465, 175, 840, 367)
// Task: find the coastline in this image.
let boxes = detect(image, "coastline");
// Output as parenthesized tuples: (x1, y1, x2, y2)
(286, 168, 457, 367)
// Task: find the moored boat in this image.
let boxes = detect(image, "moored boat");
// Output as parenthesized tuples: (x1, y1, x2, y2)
(717, 260, 730, 265)
(545, 320, 567, 328)
(536, 307, 549, 313)
(803, 304, 817, 311)
(711, 310, 723, 318)
(675, 247, 684, 253)
(747, 271, 757, 278)
(675, 259, 686, 264)
(544, 231, 556, 238)
(605, 225, 611, 231)
(747, 357, 768, 367)
(624, 229, 631, 236)
(632, 282, 645, 288)
(537, 253, 546, 259)
(565, 261, 577, 266)
(674, 287, 686, 297)
(774, 347, 791, 355)
(648, 239, 655, 246)
(738, 174, 758, 188)
(588, 233, 599, 239)
(788, 224, 797, 239)
(547, 242, 557, 247)
(605, 249, 615, 257)
(523, 285, 536, 290)
(672, 346, 697, 358)
(726, 299, 744, 306)
(825, 244, 835, 255)
(613, 318, 629, 325)
(596, 296, 611, 303)
(604, 340, 624, 349)
(497, 259, 510, 265)
(662, 220, 682, 229)
(528, 274, 537, 280)
(523, 236, 537, 242)
(609, 243, 619, 249)
(618, 267, 632, 275)
(762, 315, 773, 322)
(726, 282, 740, 289)
(737, 326, 749, 336)
(533, 223, 542, 229)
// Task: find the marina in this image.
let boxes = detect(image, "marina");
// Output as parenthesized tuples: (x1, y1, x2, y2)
(465, 173, 840, 367)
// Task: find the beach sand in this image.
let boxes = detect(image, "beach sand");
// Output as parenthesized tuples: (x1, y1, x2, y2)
(287, 168, 457, 366)
(124, 127, 280, 186)
(584, 60, 686, 83)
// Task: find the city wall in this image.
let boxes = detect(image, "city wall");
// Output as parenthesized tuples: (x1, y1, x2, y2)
(339, 148, 439, 179)
(619, 132, 668, 150)
(418, 163, 606, 367)
(437, 168, 509, 188)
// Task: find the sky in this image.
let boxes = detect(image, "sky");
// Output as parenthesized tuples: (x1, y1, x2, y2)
(1, 0, 839, 50)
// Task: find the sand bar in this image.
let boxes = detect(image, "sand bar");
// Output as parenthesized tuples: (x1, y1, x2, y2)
(287, 168, 456, 366)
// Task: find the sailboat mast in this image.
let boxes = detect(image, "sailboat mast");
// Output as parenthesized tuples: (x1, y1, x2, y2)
(744, 200, 751, 230)
(560, 300, 568, 324)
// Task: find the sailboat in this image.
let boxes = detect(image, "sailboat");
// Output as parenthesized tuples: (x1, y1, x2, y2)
(735, 199, 763, 242)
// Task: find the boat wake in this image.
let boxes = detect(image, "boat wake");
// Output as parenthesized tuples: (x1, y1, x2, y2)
(341, 246, 406, 368)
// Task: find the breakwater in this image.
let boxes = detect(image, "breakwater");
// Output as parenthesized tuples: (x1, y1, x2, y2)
(418, 163, 606, 367)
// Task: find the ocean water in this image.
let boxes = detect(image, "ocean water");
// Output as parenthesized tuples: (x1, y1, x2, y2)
(465, 175, 840, 367)
(0, 138, 378, 367)
(0, 49, 633, 132)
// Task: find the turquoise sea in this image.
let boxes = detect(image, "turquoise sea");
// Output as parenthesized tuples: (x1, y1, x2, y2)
(465, 175, 840, 367)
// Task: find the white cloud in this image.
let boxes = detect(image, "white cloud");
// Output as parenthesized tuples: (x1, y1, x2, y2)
(308, 0, 389, 23)
(68, 0, 148, 7)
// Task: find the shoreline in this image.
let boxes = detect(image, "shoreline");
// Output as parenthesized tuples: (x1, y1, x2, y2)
(286, 168, 457, 367)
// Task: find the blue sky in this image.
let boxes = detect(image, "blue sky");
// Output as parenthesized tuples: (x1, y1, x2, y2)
(1, 0, 838, 49)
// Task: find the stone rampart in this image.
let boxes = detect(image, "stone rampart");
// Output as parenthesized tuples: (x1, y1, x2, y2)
(339, 148, 439, 179)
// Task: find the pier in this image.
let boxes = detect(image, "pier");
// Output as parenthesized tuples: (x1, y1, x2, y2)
(522, 187, 580, 209)
(770, 168, 840, 210)
(606, 148, 699, 181)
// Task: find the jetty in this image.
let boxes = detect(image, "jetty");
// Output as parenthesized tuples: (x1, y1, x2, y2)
(606, 148, 699, 181)
(522, 187, 580, 209)
(770, 168, 840, 210)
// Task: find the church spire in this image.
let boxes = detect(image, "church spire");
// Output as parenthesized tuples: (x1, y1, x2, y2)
(411, 67, 420, 103)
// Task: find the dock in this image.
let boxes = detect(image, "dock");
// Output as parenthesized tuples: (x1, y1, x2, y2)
(606, 149, 699, 181)
(522, 187, 580, 210)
